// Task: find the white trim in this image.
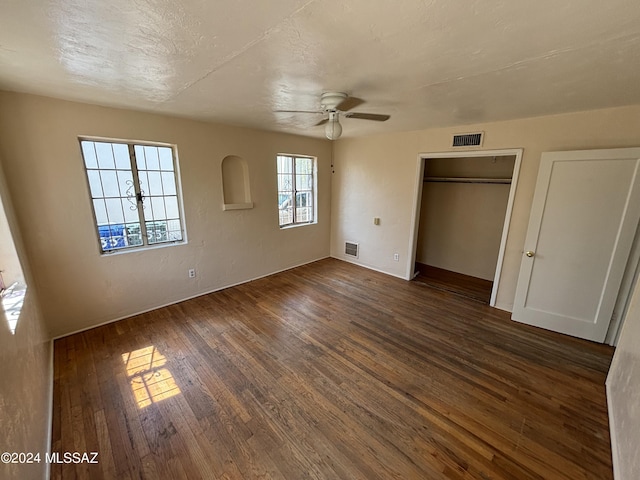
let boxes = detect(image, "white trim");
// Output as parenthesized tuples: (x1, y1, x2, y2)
(78, 137, 189, 255)
(406, 154, 426, 280)
(606, 381, 621, 479)
(332, 254, 407, 280)
(45, 339, 54, 480)
(99, 238, 189, 256)
(276, 153, 318, 228)
(490, 150, 522, 306)
(408, 148, 524, 307)
(52, 256, 330, 340)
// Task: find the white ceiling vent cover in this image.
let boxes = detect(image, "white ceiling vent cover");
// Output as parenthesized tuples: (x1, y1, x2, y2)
(345, 242, 359, 258)
(452, 132, 484, 147)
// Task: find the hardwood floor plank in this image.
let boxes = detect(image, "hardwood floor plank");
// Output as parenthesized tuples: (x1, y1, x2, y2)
(413, 263, 494, 304)
(51, 258, 614, 479)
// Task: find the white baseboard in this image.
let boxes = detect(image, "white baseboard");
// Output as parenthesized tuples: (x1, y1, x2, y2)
(330, 254, 407, 280)
(606, 380, 620, 480)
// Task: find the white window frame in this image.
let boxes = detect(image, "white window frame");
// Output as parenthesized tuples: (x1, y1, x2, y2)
(79, 137, 187, 254)
(276, 154, 317, 228)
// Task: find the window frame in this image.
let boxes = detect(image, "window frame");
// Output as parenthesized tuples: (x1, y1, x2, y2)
(78, 137, 187, 255)
(276, 154, 317, 228)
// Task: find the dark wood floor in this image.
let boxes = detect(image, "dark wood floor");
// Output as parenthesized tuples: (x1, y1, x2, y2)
(52, 258, 614, 480)
(414, 263, 493, 304)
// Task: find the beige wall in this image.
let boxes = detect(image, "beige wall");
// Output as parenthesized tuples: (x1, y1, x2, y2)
(0, 152, 51, 480)
(417, 182, 510, 280)
(607, 277, 640, 480)
(331, 104, 640, 310)
(0, 91, 332, 338)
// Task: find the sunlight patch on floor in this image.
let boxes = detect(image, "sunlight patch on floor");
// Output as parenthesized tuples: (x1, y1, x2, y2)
(121, 346, 180, 408)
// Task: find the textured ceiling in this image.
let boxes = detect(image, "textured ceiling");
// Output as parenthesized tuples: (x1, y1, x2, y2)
(2, 0, 640, 139)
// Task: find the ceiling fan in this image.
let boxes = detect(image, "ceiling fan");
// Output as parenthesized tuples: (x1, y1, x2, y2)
(276, 92, 390, 140)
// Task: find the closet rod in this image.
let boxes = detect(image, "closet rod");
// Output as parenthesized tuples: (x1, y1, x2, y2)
(424, 176, 512, 185)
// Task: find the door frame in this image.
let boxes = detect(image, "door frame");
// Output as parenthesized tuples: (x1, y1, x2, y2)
(407, 148, 523, 307)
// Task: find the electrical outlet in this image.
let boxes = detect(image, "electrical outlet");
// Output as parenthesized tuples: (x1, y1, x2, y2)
(393, 253, 399, 261)
(188, 268, 196, 278)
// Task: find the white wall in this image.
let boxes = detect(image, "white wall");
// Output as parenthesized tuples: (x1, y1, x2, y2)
(607, 276, 640, 479)
(0, 91, 332, 337)
(0, 152, 51, 480)
(330, 104, 640, 311)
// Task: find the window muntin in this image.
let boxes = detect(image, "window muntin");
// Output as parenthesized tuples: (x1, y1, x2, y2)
(80, 140, 185, 253)
(277, 155, 315, 227)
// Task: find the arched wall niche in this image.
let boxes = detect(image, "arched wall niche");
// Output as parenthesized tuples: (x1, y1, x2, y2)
(221, 155, 253, 210)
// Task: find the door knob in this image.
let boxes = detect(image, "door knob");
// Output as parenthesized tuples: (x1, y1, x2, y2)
(525, 251, 535, 257)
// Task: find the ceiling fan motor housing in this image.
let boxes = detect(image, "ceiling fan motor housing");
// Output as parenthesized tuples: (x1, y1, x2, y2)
(321, 92, 348, 111)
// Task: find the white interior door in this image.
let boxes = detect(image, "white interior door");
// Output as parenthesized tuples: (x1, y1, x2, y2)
(512, 148, 640, 342)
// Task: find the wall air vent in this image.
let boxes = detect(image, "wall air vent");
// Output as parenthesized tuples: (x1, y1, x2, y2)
(452, 132, 483, 147)
(345, 242, 359, 258)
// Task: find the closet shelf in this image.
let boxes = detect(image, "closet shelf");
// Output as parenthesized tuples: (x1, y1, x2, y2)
(424, 176, 512, 184)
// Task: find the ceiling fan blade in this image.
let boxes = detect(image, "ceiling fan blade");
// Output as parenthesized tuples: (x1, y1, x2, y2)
(315, 118, 329, 126)
(274, 110, 323, 114)
(336, 96, 365, 112)
(344, 112, 390, 122)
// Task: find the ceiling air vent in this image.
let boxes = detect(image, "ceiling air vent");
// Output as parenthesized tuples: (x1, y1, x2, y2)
(345, 242, 359, 258)
(452, 132, 483, 147)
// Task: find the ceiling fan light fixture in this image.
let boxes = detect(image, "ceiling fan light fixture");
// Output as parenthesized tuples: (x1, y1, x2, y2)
(325, 112, 342, 140)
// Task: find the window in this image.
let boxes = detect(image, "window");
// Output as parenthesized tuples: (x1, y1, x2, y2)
(277, 154, 316, 227)
(79, 139, 185, 253)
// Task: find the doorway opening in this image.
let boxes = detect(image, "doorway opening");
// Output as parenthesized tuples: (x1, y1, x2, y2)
(408, 149, 523, 306)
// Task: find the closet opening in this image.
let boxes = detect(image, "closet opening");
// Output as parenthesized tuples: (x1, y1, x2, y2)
(408, 149, 522, 307)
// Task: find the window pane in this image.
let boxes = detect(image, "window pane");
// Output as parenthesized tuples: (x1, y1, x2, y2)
(277, 156, 292, 174)
(81, 142, 98, 168)
(279, 207, 293, 226)
(278, 174, 292, 192)
(100, 170, 120, 197)
(147, 171, 163, 196)
(117, 170, 135, 198)
(161, 172, 176, 195)
(166, 218, 183, 241)
(295, 157, 312, 174)
(121, 198, 139, 223)
(144, 146, 160, 170)
(164, 196, 179, 219)
(138, 171, 149, 197)
(125, 223, 143, 246)
(296, 174, 313, 190)
(296, 207, 312, 223)
(150, 196, 166, 220)
(296, 192, 311, 207)
(113, 143, 131, 170)
(143, 201, 153, 221)
(100, 224, 127, 251)
(105, 198, 125, 224)
(87, 170, 103, 198)
(95, 142, 115, 169)
(93, 199, 108, 224)
(158, 147, 174, 171)
(147, 220, 168, 244)
(135, 145, 146, 170)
